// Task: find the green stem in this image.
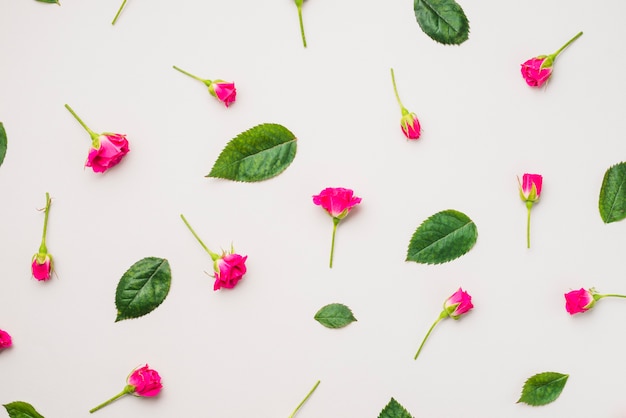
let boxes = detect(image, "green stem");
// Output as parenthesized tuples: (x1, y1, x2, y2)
(288, 380, 320, 418)
(414, 311, 447, 360)
(297, 5, 307, 48)
(329, 218, 340, 268)
(551, 31, 583, 59)
(111, 0, 128, 25)
(38, 192, 51, 254)
(390, 68, 408, 114)
(64, 104, 99, 142)
(180, 214, 219, 260)
(172, 66, 207, 83)
(89, 385, 133, 413)
(597, 294, 626, 299)
(526, 203, 532, 249)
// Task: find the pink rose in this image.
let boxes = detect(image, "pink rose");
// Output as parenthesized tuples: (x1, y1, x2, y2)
(312, 187, 362, 219)
(444, 288, 474, 319)
(214, 253, 248, 291)
(564, 288, 596, 315)
(86, 133, 130, 173)
(127, 364, 163, 397)
(400, 112, 421, 140)
(31, 254, 52, 281)
(0, 329, 12, 349)
(518, 173, 542, 202)
(521, 31, 583, 87)
(210, 81, 237, 107)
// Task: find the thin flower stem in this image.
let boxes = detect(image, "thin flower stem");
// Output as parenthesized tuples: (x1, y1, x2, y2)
(89, 386, 132, 413)
(180, 214, 219, 260)
(111, 0, 128, 25)
(553, 31, 583, 58)
(172, 66, 206, 83)
(289, 380, 320, 418)
(414, 311, 447, 360)
(598, 294, 626, 299)
(390, 68, 406, 112)
(64, 104, 98, 140)
(38, 192, 51, 254)
(297, 5, 307, 48)
(526, 204, 532, 249)
(329, 218, 340, 268)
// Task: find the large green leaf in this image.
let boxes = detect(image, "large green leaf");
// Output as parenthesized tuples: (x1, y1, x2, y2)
(3, 401, 45, 418)
(115, 257, 171, 322)
(517, 372, 569, 406)
(314, 303, 357, 329)
(414, 0, 469, 45)
(378, 398, 414, 418)
(0, 123, 6, 168)
(207, 123, 297, 182)
(599, 162, 626, 223)
(406, 209, 477, 264)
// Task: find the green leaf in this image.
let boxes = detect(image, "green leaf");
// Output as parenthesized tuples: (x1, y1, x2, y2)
(599, 162, 626, 223)
(0, 122, 6, 168)
(3, 401, 45, 418)
(414, 0, 469, 45)
(314, 303, 357, 329)
(207, 123, 297, 182)
(35, 0, 60, 4)
(517, 372, 569, 406)
(378, 398, 414, 418)
(406, 209, 478, 264)
(115, 257, 171, 322)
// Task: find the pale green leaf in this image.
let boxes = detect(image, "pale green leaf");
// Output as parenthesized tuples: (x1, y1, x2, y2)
(0, 122, 6, 167)
(406, 209, 478, 264)
(115, 257, 171, 322)
(378, 398, 414, 418)
(414, 0, 469, 45)
(599, 162, 626, 223)
(517, 372, 569, 406)
(314, 303, 357, 329)
(3, 401, 45, 418)
(207, 123, 297, 182)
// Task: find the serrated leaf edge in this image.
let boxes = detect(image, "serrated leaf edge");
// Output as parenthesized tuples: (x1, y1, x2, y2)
(415, 0, 470, 45)
(517, 372, 569, 406)
(600, 162, 626, 223)
(314, 303, 357, 328)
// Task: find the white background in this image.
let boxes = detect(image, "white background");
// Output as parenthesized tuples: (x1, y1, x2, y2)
(1, 0, 626, 417)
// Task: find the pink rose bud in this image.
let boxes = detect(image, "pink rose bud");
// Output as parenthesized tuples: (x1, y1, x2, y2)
(313, 187, 362, 268)
(564, 288, 595, 315)
(65, 104, 130, 173)
(521, 31, 583, 87)
(444, 287, 474, 319)
(90, 364, 162, 413)
(0, 329, 12, 349)
(173, 66, 236, 107)
(518, 173, 542, 248)
(214, 253, 248, 291)
(390, 68, 421, 141)
(32, 193, 54, 281)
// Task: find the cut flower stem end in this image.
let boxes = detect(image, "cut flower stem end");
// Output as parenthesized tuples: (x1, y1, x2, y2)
(289, 380, 320, 418)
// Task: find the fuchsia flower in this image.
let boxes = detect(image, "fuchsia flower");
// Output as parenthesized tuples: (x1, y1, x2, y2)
(0, 329, 12, 349)
(414, 288, 473, 360)
(65, 104, 130, 173)
(90, 364, 162, 413)
(390, 68, 421, 140)
(32, 192, 53, 281)
(518, 173, 542, 249)
(313, 187, 361, 268)
(564, 288, 626, 315)
(180, 214, 248, 291)
(521, 31, 583, 87)
(173, 66, 237, 107)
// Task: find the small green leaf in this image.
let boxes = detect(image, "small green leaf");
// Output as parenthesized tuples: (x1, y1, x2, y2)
(0, 122, 7, 167)
(207, 123, 297, 182)
(115, 257, 171, 322)
(406, 209, 478, 264)
(378, 398, 414, 418)
(3, 401, 45, 418)
(517, 372, 569, 406)
(599, 162, 626, 223)
(414, 0, 469, 45)
(314, 303, 357, 329)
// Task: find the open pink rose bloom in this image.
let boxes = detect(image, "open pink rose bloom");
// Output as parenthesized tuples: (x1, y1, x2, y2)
(128, 364, 163, 397)
(214, 253, 248, 291)
(0, 329, 12, 349)
(313, 187, 361, 219)
(87, 133, 130, 173)
(564, 288, 595, 315)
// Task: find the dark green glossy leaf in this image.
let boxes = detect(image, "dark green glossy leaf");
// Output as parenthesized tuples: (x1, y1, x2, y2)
(406, 209, 477, 264)
(3, 401, 45, 418)
(414, 0, 469, 45)
(378, 398, 414, 418)
(115, 257, 171, 322)
(207, 123, 297, 182)
(0, 123, 6, 167)
(599, 162, 626, 223)
(517, 372, 569, 406)
(314, 303, 357, 329)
